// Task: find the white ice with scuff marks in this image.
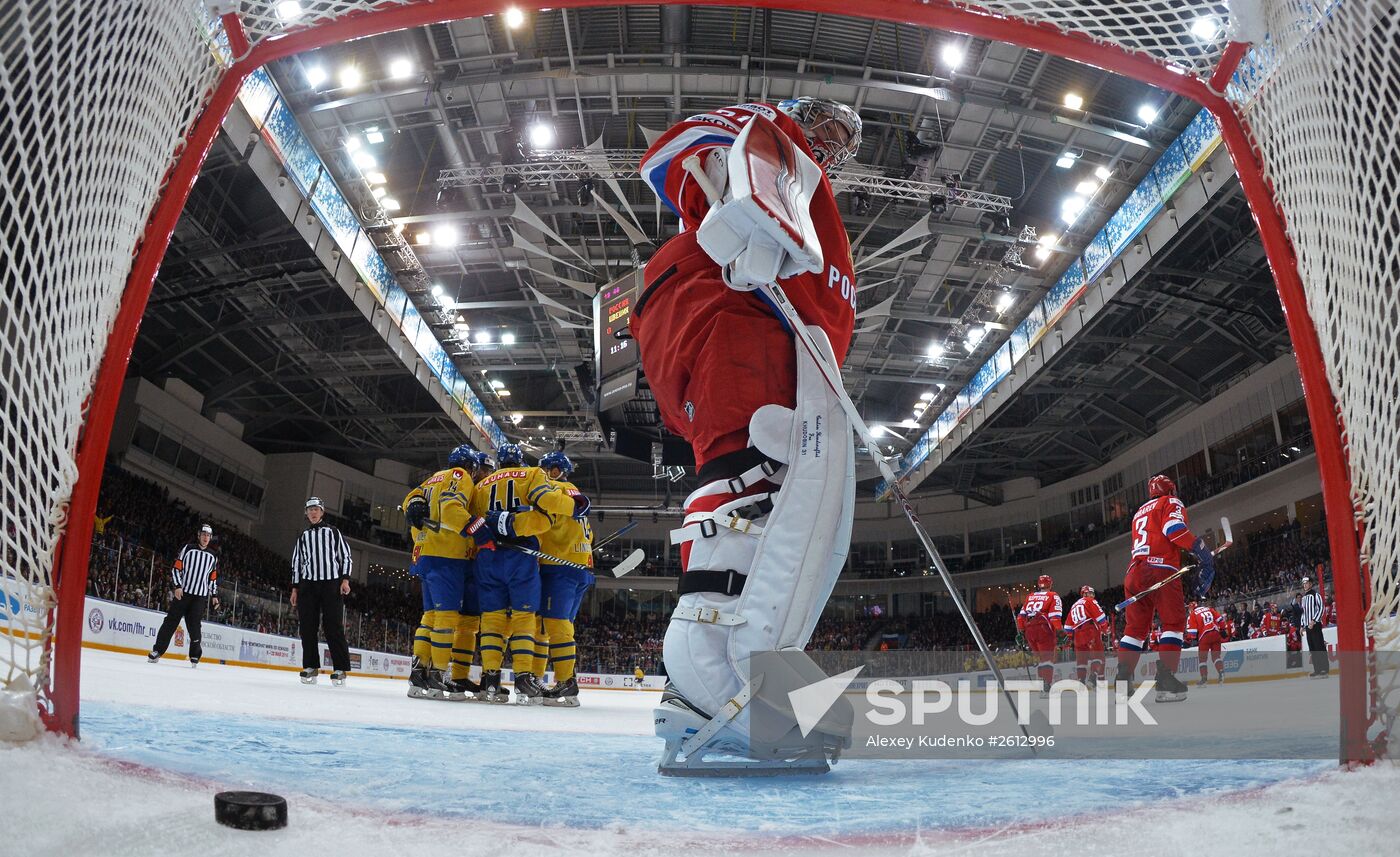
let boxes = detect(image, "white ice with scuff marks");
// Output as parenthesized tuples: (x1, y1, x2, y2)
(1, 648, 1396, 855)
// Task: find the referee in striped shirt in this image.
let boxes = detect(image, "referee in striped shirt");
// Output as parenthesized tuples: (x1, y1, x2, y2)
(148, 524, 219, 667)
(290, 497, 353, 685)
(1301, 575, 1329, 677)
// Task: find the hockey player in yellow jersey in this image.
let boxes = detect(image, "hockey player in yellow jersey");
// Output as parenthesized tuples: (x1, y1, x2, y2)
(469, 443, 576, 703)
(402, 444, 480, 700)
(535, 451, 594, 708)
(444, 449, 495, 700)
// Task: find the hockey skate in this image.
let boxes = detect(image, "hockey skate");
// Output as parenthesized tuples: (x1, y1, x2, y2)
(479, 671, 510, 704)
(1217, 674, 1226, 685)
(422, 668, 450, 700)
(146, 651, 159, 664)
(299, 668, 318, 685)
(1153, 662, 1188, 703)
(189, 658, 199, 668)
(512, 672, 545, 705)
(407, 658, 432, 699)
(330, 670, 346, 687)
(542, 677, 580, 707)
(444, 676, 481, 701)
(655, 677, 849, 778)
(1197, 674, 1209, 687)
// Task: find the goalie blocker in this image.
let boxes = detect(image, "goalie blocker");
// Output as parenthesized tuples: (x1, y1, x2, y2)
(634, 107, 859, 775)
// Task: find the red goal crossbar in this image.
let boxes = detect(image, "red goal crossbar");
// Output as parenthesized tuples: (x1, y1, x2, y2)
(44, 0, 1372, 763)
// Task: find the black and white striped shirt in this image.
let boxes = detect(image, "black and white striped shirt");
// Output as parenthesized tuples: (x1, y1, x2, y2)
(171, 544, 219, 597)
(290, 523, 353, 585)
(1301, 590, 1325, 627)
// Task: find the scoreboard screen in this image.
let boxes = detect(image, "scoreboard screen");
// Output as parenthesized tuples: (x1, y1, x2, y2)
(594, 269, 642, 388)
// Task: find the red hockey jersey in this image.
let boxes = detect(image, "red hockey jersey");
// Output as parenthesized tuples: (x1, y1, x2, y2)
(1129, 495, 1197, 571)
(639, 103, 856, 361)
(1186, 605, 1223, 640)
(1065, 596, 1108, 635)
(1017, 591, 1063, 634)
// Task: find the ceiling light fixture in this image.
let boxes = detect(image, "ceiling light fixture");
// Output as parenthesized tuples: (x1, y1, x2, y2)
(1075, 178, 1100, 195)
(432, 224, 459, 246)
(304, 65, 327, 88)
(504, 7, 526, 29)
(389, 58, 414, 80)
(1063, 92, 1084, 110)
(941, 44, 964, 69)
(1055, 151, 1079, 169)
(1137, 103, 1159, 124)
(501, 332, 516, 346)
(1094, 165, 1112, 182)
(338, 65, 362, 89)
(528, 121, 555, 149)
(927, 342, 946, 360)
(1191, 16, 1220, 41)
(276, 1, 303, 22)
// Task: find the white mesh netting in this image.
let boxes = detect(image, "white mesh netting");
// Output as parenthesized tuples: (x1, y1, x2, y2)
(1229, 0, 1400, 749)
(0, 0, 223, 737)
(2, 0, 1394, 752)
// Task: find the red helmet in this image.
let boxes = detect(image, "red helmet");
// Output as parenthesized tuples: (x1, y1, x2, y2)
(1080, 585, 1094, 597)
(1189, 601, 1198, 611)
(1148, 474, 1177, 498)
(1037, 574, 1053, 590)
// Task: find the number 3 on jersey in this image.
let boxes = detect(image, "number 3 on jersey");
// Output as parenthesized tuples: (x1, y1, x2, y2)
(487, 481, 518, 512)
(1132, 513, 1150, 556)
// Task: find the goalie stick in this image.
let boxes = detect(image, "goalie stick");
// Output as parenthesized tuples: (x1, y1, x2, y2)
(682, 153, 1035, 745)
(418, 517, 646, 577)
(1114, 517, 1234, 613)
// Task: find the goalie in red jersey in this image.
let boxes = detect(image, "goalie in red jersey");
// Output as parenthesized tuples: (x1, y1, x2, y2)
(633, 98, 863, 775)
(1114, 474, 1217, 702)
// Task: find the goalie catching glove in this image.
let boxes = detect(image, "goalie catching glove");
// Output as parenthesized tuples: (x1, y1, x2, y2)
(695, 115, 828, 291)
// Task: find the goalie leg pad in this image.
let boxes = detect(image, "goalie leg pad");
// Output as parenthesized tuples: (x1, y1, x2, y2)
(662, 325, 855, 724)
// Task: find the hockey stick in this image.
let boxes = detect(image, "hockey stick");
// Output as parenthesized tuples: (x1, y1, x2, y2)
(681, 154, 1033, 743)
(420, 518, 646, 577)
(592, 520, 640, 551)
(1114, 517, 1234, 613)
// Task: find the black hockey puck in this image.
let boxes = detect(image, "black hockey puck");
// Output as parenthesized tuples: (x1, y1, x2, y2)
(214, 791, 287, 830)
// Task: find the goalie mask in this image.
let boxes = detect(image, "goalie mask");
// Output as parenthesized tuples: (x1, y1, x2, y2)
(775, 97, 862, 168)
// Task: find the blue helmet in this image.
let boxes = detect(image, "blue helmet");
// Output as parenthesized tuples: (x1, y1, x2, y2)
(540, 451, 574, 477)
(470, 450, 493, 470)
(447, 443, 476, 467)
(496, 443, 525, 466)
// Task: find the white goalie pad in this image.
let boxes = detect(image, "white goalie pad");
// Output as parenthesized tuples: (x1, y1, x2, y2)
(662, 324, 855, 728)
(694, 115, 826, 290)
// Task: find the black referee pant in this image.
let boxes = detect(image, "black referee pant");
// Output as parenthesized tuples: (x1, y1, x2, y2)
(152, 593, 207, 661)
(1306, 624, 1329, 675)
(297, 579, 352, 672)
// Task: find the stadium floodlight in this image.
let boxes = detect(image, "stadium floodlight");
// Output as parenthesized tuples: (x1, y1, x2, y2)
(1038, 232, 1058, 248)
(996, 292, 1015, 313)
(304, 65, 327, 88)
(371, 185, 387, 199)
(538, 424, 545, 431)
(365, 171, 385, 184)
(1191, 16, 1220, 41)
(389, 58, 413, 80)
(276, 1, 302, 22)
(365, 128, 385, 144)
(1075, 178, 1100, 195)
(529, 122, 555, 149)
(927, 342, 945, 360)
(501, 332, 516, 346)
(497, 389, 511, 397)
(1094, 165, 1112, 181)
(1055, 151, 1078, 169)
(338, 65, 362, 89)
(431, 284, 445, 299)
(345, 135, 362, 152)
(511, 413, 524, 424)
(432, 224, 459, 246)
(1063, 92, 1084, 110)
(965, 326, 986, 350)
(1137, 103, 1159, 123)
(941, 44, 964, 70)
(919, 390, 935, 401)
(414, 230, 432, 245)
(901, 419, 920, 428)
(870, 425, 886, 437)
(479, 333, 495, 346)
(1035, 245, 1052, 261)
(1061, 194, 1088, 223)
(352, 150, 375, 170)
(504, 7, 526, 29)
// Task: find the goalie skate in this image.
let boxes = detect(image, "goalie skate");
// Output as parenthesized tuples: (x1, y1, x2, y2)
(654, 681, 844, 777)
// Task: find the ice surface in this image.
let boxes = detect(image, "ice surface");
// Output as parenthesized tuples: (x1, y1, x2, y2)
(2, 648, 1397, 855)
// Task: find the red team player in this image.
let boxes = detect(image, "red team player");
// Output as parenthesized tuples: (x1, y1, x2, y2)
(634, 98, 864, 773)
(1186, 601, 1227, 685)
(1016, 575, 1063, 693)
(1065, 585, 1109, 686)
(1113, 474, 1216, 702)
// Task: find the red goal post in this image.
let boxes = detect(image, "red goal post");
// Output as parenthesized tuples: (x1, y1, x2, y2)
(3, 0, 1389, 762)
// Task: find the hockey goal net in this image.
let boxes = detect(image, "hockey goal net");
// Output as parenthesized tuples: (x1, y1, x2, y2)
(2, 0, 1395, 760)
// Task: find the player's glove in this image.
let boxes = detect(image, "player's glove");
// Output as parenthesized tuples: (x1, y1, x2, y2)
(572, 493, 591, 520)
(463, 516, 496, 550)
(1190, 537, 1216, 597)
(485, 508, 520, 539)
(405, 498, 429, 529)
(1014, 630, 1026, 650)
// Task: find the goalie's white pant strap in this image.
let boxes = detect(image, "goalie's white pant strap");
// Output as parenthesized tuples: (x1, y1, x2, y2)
(680, 679, 755, 757)
(669, 494, 771, 545)
(685, 459, 784, 503)
(671, 606, 747, 626)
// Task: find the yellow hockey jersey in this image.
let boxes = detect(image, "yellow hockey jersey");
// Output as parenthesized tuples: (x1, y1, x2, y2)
(538, 479, 593, 568)
(469, 466, 575, 541)
(403, 466, 477, 563)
